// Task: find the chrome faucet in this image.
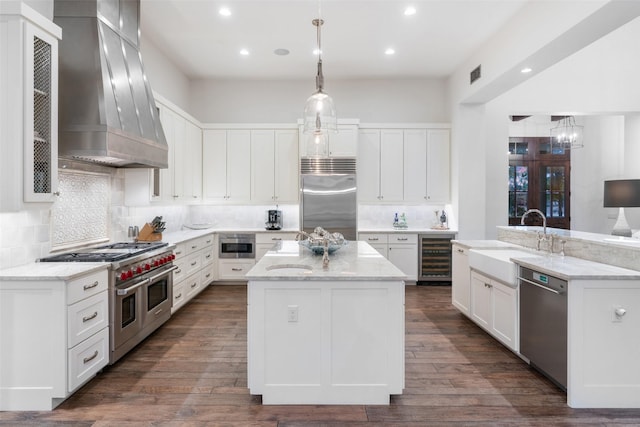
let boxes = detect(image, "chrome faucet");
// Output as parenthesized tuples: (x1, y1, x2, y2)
(521, 209, 552, 252)
(521, 208, 547, 235)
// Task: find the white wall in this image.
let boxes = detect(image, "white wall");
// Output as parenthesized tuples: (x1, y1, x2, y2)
(140, 33, 191, 114)
(189, 78, 448, 124)
(449, 13, 640, 239)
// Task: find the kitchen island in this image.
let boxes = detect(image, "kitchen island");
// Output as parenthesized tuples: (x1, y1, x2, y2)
(245, 240, 406, 405)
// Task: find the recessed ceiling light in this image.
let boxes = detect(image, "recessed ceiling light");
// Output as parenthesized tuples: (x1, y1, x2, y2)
(219, 7, 231, 17)
(385, 48, 395, 55)
(239, 49, 249, 56)
(521, 67, 533, 74)
(404, 6, 417, 16)
(274, 48, 290, 56)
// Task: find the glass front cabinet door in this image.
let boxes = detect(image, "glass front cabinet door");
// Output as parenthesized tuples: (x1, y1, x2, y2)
(0, 4, 61, 210)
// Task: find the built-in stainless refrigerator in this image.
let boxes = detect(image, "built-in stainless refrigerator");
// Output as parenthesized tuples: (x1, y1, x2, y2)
(300, 158, 357, 241)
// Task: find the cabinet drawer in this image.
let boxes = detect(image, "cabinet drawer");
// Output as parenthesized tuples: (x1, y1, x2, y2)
(66, 270, 108, 305)
(198, 234, 215, 248)
(68, 327, 109, 393)
(172, 281, 186, 310)
(67, 291, 108, 348)
(218, 260, 255, 280)
(359, 233, 388, 244)
(255, 232, 297, 244)
(184, 252, 201, 277)
(389, 233, 417, 244)
(173, 258, 188, 283)
(201, 248, 215, 267)
(201, 265, 215, 285)
(184, 272, 201, 300)
(173, 242, 188, 259)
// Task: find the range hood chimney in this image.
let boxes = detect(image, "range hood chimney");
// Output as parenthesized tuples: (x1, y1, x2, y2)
(54, 0, 168, 168)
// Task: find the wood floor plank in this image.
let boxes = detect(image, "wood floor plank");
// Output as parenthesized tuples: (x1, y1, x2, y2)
(1, 284, 640, 425)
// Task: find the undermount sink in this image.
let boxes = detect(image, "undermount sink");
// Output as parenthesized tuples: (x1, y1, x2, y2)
(468, 248, 537, 286)
(265, 264, 313, 273)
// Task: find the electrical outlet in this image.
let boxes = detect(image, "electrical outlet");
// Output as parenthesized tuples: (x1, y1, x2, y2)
(287, 305, 298, 322)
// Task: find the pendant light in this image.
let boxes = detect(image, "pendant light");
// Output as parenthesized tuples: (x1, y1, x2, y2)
(550, 116, 584, 149)
(303, 5, 337, 139)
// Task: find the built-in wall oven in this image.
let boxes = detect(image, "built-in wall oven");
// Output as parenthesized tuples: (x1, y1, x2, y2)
(219, 234, 255, 259)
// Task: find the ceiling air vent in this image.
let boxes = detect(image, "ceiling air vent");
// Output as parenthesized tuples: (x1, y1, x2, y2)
(470, 65, 481, 84)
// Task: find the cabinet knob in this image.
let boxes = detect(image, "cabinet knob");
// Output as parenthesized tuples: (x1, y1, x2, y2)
(615, 307, 627, 317)
(53, 191, 61, 196)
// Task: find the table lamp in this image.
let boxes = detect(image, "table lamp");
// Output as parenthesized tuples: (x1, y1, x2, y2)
(603, 179, 640, 237)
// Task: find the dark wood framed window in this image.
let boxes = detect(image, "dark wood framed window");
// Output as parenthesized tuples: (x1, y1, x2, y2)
(508, 137, 571, 229)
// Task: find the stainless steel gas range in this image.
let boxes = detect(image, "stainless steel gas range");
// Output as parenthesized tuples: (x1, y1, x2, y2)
(40, 242, 176, 364)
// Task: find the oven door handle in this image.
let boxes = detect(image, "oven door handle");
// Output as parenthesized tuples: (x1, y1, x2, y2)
(147, 265, 178, 282)
(117, 278, 150, 296)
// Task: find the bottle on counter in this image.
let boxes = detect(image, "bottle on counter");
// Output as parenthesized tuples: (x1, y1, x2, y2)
(440, 210, 447, 227)
(393, 213, 399, 227)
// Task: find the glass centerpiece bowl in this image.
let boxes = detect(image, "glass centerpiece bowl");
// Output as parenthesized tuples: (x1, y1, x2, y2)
(297, 227, 348, 255)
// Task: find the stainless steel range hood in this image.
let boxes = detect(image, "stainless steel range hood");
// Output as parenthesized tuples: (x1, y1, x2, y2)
(54, 0, 168, 168)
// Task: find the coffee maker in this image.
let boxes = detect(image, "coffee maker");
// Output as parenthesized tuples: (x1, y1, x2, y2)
(265, 209, 283, 230)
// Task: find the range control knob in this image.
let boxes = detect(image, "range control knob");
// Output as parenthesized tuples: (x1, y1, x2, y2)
(136, 266, 143, 274)
(127, 270, 133, 278)
(145, 263, 151, 271)
(154, 260, 159, 267)
(120, 272, 128, 281)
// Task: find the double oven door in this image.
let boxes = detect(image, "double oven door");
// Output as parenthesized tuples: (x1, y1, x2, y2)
(112, 263, 176, 363)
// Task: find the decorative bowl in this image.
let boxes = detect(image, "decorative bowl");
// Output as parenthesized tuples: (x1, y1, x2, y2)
(298, 239, 348, 255)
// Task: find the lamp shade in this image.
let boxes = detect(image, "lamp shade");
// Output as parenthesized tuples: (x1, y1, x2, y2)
(303, 91, 337, 134)
(603, 179, 640, 207)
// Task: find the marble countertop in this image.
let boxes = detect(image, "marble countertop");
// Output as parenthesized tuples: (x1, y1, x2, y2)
(246, 240, 407, 281)
(498, 226, 640, 250)
(510, 253, 640, 281)
(452, 239, 517, 249)
(0, 262, 108, 281)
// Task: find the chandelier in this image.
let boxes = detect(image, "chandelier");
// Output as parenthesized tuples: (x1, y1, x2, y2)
(303, 10, 337, 139)
(550, 116, 583, 149)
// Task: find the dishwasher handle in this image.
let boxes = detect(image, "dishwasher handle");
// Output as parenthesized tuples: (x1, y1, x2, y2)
(519, 276, 565, 295)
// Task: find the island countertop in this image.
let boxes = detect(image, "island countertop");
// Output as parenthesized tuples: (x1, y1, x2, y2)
(245, 240, 407, 281)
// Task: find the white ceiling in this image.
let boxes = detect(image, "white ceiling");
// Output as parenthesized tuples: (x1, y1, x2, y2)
(140, 0, 528, 81)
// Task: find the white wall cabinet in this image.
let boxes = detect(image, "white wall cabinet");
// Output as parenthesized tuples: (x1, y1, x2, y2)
(202, 129, 251, 203)
(470, 270, 518, 352)
(426, 129, 451, 203)
(451, 244, 471, 316)
(152, 103, 202, 203)
(251, 130, 299, 204)
(358, 232, 418, 281)
(359, 127, 450, 204)
(0, 268, 109, 410)
(357, 129, 404, 203)
(0, 4, 61, 211)
(403, 129, 450, 203)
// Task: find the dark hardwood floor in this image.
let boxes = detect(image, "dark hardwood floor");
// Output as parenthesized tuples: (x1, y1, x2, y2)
(3, 284, 640, 426)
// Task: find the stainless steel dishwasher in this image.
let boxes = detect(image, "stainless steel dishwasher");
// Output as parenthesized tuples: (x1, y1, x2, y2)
(519, 266, 568, 390)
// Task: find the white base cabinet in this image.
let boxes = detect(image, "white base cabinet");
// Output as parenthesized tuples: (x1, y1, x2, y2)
(248, 279, 404, 404)
(451, 244, 471, 315)
(358, 233, 418, 281)
(0, 268, 109, 411)
(470, 270, 518, 352)
(218, 259, 256, 281)
(567, 279, 640, 408)
(172, 233, 216, 313)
